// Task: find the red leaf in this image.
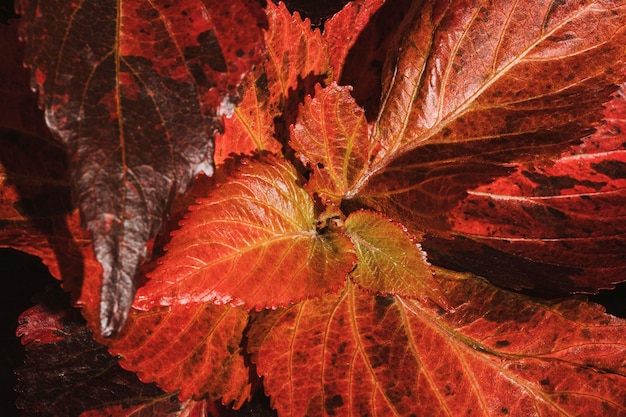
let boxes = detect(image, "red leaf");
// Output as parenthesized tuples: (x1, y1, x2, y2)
(248, 273, 626, 417)
(291, 82, 375, 202)
(16, 291, 182, 417)
(0, 20, 49, 140)
(134, 155, 356, 311)
(323, 0, 411, 117)
(323, 0, 385, 80)
(344, 209, 450, 310)
(17, 0, 267, 335)
(104, 303, 251, 406)
(435, 84, 626, 293)
(215, 2, 331, 164)
(357, 0, 626, 233)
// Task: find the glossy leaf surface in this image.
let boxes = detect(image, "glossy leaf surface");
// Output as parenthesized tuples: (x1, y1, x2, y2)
(135, 155, 356, 311)
(248, 274, 626, 417)
(17, 0, 267, 335)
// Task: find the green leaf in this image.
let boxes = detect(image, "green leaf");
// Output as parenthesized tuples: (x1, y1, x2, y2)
(345, 209, 449, 310)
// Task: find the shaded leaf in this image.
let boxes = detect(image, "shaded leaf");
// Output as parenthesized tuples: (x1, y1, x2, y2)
(248, 274, 626, 417)
(0, 120, 102, 302)
(16, 291, 180, 417)
(344, 209, 449, 310)
(78, 399, 207, 417)
(134, 155, 356, 311)
(291, 82, 374, 202)
(324, 0, 411, 117)
(429, 84, 626, 294)
(0, 20, 49, 140)
(359, 0, 626, 233)
(323, 0, 385, 80)
(216, 1, 332, 164)
(17, 0, 267, 336)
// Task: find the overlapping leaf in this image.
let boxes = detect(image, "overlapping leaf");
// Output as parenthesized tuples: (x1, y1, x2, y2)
(323, 0, 411, 117)
(0, 105, 97, 300)
(17, 0, 267, 335)
(215, 1, 331, 164)
(428, 84, 626, 294)
(106, 303, 251, 407)
(15, 295, 181, 417)
(134, 155, 356, 311)
(344, 209, 450, 310)
(248, 273, 626, 417)
(290, 83, 374, 202)
(359, 0, 626, 234)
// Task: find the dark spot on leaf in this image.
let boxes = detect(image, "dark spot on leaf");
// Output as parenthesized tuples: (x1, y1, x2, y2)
(501, 407, 509, 414)
(546, 206, 567, 220)
(255, 72, 269, 102)
(522, 171, 606, 196)
(235, 48, 245, 57)
(375, 295, 394, 307)
(495, 340, 510, 348)
(592, 160, 626, 180)
(197, 30, 228, 73)
(540, 378, 551, 386)
(504, 114, 522, 133)
(324, 394, 343, 415)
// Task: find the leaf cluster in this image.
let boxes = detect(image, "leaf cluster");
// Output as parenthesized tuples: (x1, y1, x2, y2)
(3, 0, 626, 416)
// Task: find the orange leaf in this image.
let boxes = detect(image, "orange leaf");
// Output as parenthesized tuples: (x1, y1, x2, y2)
(105, 303, 250, 406)
(134, 155, 356, 311)
(248, 273, 626, 417)
(215, 2, 332, 163)
(291, 82, 375, 202)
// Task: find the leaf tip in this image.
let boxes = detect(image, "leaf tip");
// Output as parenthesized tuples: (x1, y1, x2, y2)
(99, 273, 135, 337)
